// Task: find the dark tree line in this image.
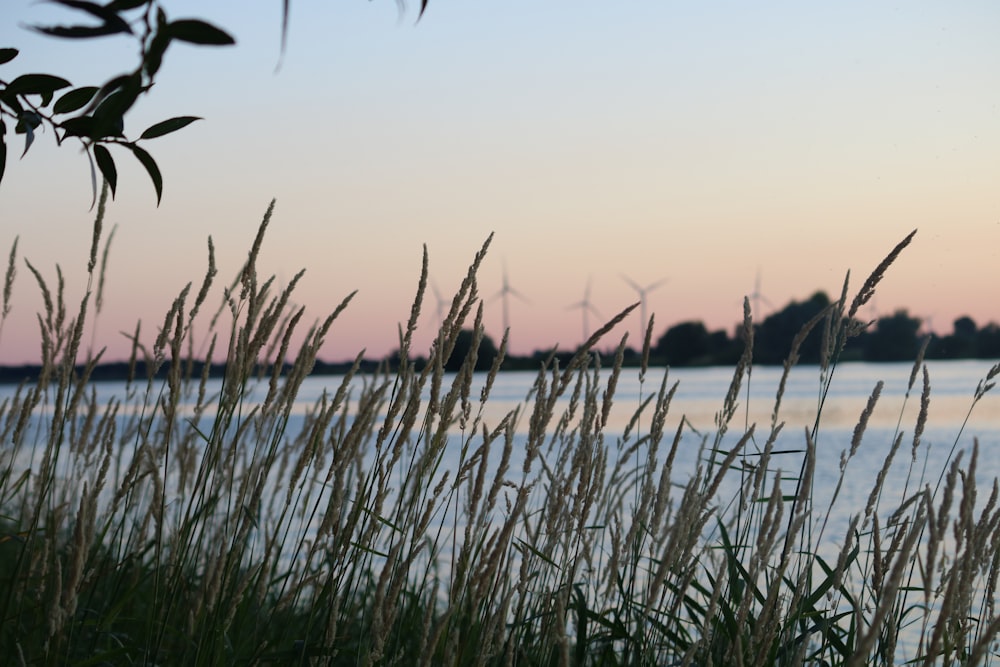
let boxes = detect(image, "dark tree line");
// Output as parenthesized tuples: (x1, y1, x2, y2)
(397, 291, 999, 375)
(652, 292, 1000, 367)
(3, 293, 995, 384)
(386, 292, 998, 377)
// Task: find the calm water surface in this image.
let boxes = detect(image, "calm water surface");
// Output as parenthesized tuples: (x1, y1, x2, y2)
(9, 359, 999, 506)
(222, 359, 999, 547)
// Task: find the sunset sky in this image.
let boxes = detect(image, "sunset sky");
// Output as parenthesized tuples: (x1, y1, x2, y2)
(1, 1, 998, 365)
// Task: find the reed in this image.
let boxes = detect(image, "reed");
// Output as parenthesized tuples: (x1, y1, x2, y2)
(1, 204, 998, 666)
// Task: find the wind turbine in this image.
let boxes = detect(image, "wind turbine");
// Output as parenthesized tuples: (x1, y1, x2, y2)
(621, 274, 667, 344)
(430, 280, 450, 331)
(490, 261, 529, 341)
(568, 276, 602, 343)
(747, 269, 775, 320)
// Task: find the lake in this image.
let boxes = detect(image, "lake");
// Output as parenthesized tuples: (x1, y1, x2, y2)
(6, 358, 1000, 543)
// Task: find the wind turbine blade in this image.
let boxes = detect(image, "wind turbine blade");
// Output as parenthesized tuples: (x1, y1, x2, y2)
(621, 274, 643, 293)
(646, 278, 668, 292)
(508, 287, 531, 304)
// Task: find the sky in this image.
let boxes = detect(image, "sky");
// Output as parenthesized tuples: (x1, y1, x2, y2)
(1, 1, 998, 365)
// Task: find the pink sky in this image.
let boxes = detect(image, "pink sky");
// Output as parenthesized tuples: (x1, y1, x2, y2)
(1, 1, 999, 365)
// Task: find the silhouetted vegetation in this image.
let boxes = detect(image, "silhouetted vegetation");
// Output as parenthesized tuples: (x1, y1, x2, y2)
(445, 329, 499, 372)
(754, 291, 835, 364)
(647, 298, 997, 369)
(2, 296, 997, 384)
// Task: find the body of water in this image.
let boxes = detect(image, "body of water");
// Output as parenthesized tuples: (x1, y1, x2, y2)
(7, 359, 1000, 528)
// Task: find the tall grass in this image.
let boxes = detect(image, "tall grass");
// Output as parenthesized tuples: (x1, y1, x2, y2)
(1, 199, 999, 666)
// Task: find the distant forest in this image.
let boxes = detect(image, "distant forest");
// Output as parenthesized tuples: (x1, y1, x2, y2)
(649, 291, 999, 367)
(0, 290, 997, 384)
(442, 290, 999, 373)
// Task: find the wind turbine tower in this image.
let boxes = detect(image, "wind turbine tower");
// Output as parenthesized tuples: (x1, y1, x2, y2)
(747, 269, 774, 320)
(431, 281, 450, 331)
(491, 262, 529, 343)
(568, 276, 603, 343)
(621, 274, 667, 345)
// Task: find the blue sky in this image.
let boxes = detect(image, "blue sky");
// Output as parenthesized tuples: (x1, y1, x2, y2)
(1, 1, 999, 363)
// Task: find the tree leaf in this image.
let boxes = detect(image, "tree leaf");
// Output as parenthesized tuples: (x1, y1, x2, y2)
(0, 91, 25, 116)
(91, 77, 143, 137)
(14, 111, 39, 131)
(31, 24, 127, 39)
(59, 115, 97, 139)
(143, 27, 171, 78)
(0, 131, 7, 187)
(106, 0, 149, 10)
(87, 146, 97, 208)
(6, 73, 73, 98)
(140, 115, 201, 140)
(22, 123, 35, 158)
(167, 19, 235, 46)
(53, 86, 99, 114)
(126, 142, 162, 204)
(93, 144, 117, 197)
(45, 1, 132, 28)
(0, 48, 18, 65)
(92, 94, 129, 136)
(94, 78, 141, 117)
(86, 73, 133, 113)
(280, 0, 290, 56)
